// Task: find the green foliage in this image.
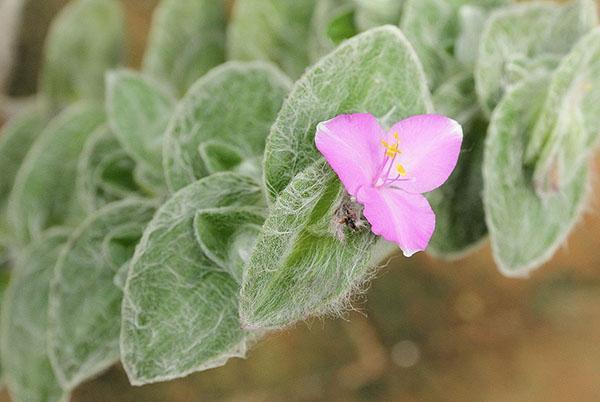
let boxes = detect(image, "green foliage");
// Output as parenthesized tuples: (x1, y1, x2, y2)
(7, 103, 105, 244)
(353, 0, 404, 31)
(525, 28, 600, 195)
(264, 26, 431, 200)
(121, 173, 263, 385)
(0, 104, 47, 234)
(41, 0, 124, 108)
(143, 0, 227, 96)
(75, 126, 141, 213)
(476, 0, 598, 114)
(48, 200, 155, 390)
(0, 230, 70, 402)
(228, 0, 317, 78)
(106, 69, 176, 185)
(163, 61, 291, 192)
(241, 161, 394, 329)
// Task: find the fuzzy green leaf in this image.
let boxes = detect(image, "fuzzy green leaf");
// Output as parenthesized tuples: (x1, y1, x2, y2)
(194, 206, 265, 283)
(228, 0, 317, 78)
(106, 69, 176, 182)
(41, 0, 124, 108)
(7, 103, 105, 244)
(525, 28, 600, 195)
(0, 230, 70, 402)
(48, 200, 155, 390)
(401, 0, 509, 91)
(163, 61, 291, 192)
(143, 0, 226, 96)
(476, 0, 598, 114)
(264, 26, 431, 200)
(483, 75, 588, 276)
(121, 173, 263, 385)
(0, 104, 47, 232)
(75, 126, 140, 213)
(241, 161, 395, 330)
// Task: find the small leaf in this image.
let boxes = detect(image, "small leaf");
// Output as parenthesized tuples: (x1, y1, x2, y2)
(483, 74, 588, 276)
(0, 230, 70, 402)
(143, 0, 226, 96)
(476, 0, 598, 114)
(228, 0, 317, 78)
(264, 26, 431, 200)
(48, 199, 155, 390)
(41, 0, 124, 108)
(106, 69, 176, 180)
(121, 173, 263, 385)
(163, 61, 291, 192)
(197, 140, 244, 175)
(240, 161, 395, 330)
(194, 206, 265, 283)
(7, 103, 105, 244)
(525, 28, 600, 195)
(75, 126, 140, 213)
(326, 7, 358, 45)
(309, 0, 355, 61)
(0, 104, 47, 228)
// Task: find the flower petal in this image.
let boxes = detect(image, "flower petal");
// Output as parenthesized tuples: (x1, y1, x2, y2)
(315, 113, 384, 196)
(357, 186, 435, 257)
(386, 114, 462, 194)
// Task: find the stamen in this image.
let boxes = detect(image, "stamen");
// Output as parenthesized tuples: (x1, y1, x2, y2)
(396, 163, 407, 177)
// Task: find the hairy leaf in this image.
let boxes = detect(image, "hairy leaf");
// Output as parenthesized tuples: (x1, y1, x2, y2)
(41, 0, 124, 108)
(483, 75, 588, 276)
(163, 61, 291, 192)
(0, 230, 70, 402)
(0, 104, 47, 233)
(48, 200, 155, 390)
(106, 69, 176, 182)
(525, 28, 600, 195)
(7, 103, 105, 244)
(121, 173, 263, 385)
(401, 0, 509, 91)
(194, 206, 265, 283)
(76, 126, 140, 213)
(476, 0, 597, 114)
(228, 0, 317, 78)
(264, 26, 431, 200)
(241, 161, 395, 330)
(143, 0, 226, 96)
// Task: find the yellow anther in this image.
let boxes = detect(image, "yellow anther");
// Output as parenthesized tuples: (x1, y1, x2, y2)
(396, 163, 407, 176)
(393, 132, 399, 140)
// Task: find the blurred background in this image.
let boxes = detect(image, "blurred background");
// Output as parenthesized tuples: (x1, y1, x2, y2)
(1, 1, 600, 401)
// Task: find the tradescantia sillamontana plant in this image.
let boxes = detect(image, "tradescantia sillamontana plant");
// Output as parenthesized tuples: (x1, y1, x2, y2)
(0, 0, 598, 399)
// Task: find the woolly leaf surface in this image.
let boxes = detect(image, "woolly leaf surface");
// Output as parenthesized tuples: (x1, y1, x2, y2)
(0, 230, 70, 402)
(143, 0, 226, 96)
(48, 199, 155, 390)
(121, 173, 263, 385)
(163, 61, 291, 192)
(264, 26, 431, 200)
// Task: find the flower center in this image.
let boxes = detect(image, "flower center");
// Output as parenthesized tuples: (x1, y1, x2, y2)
(375, 132, 409, 188)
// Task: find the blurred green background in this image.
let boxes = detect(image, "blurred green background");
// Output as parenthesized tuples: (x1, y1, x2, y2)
(1, 1, 600, 401)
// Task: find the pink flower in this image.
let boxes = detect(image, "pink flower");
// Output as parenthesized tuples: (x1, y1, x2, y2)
(315, 113, 462, 257)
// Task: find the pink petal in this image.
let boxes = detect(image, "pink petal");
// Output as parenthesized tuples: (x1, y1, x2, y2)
(315, 113, 384, 196)
(385, 114, 462, 194)
(356, 186, 435, 257)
